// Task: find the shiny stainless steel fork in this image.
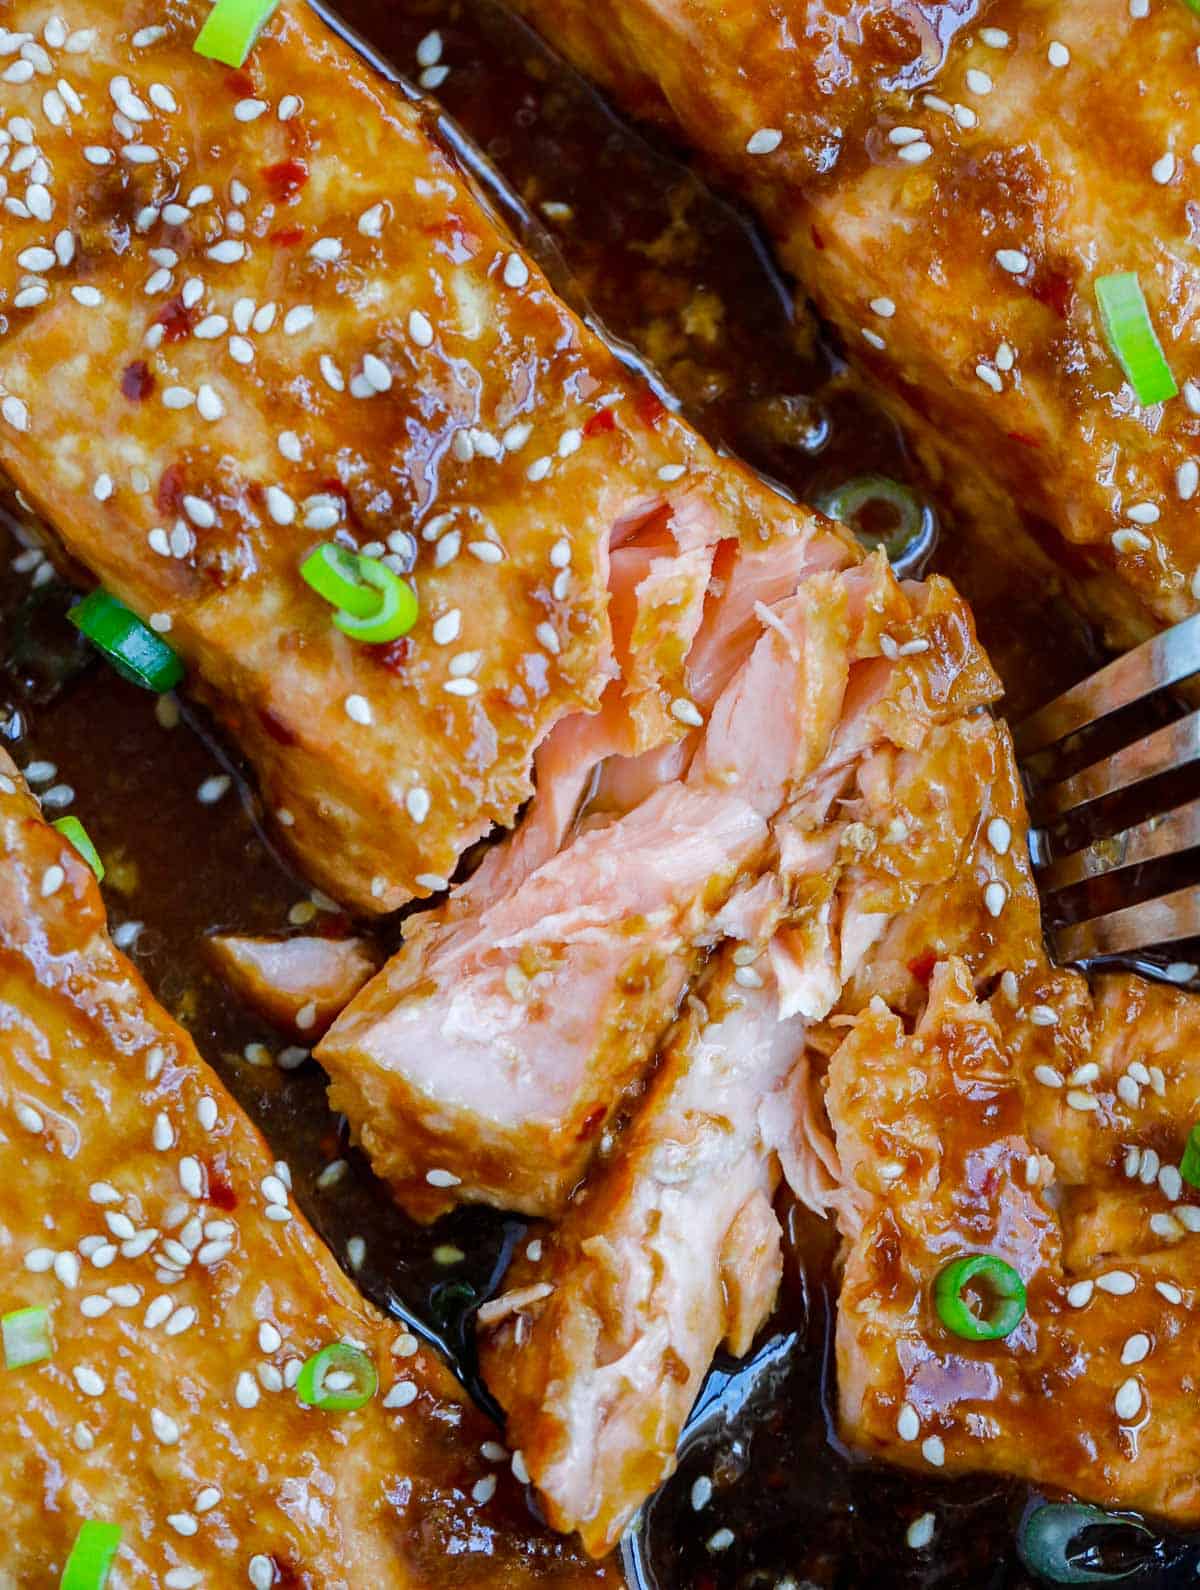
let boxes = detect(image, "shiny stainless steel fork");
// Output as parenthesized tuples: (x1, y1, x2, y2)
(1015, 613, 1200, 969)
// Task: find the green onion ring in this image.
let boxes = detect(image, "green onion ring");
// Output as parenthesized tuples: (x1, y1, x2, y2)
(2, 1304, 53, 1369)
(296, 1342, 378, 1411)
(933, 1253, 1026, 1341)
(67, 590, 184, 693)
(814, 474, 933, 567)
(1017, 1502, 1153, 1585)
(302, 543, 419, 644)
(59, 1519, 122, 1589)
(193, 0, 279, 67)
(52, 817, 105, 883)
(1180, 1123, 1200, 1188)
(1095, 273, 1178, 407)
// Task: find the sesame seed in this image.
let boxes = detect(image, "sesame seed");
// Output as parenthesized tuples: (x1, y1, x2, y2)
(416, 29, 443, 66)
(408, 309, 433, 346)
(1160, 1165, 1183, 1201)
(965, 68, 992, 94)
(888, 127, 924, 146)
(1112, 528, 1151, 554)
(419, 64, 449, 90)
(976, 363, 1003, 392)
(1066, 1279, 1094, 1308)
(1069, 1062, 1100, 1086)
(1178, 1207, 1200, 1231)
(1066, 1089, 1098, 1112)
(1030, 1005, 1059, 1027)
(907, 1513, 936, 1550)
(179, 1156, 204, 1198)
(870, 296, 896, 317)
(432, 610, 461, 645)
(921, 1435, 945, 1467)
(55, 1251, 80, 1287)
(358, 202, 385, 236)
(897, 140, 932, 164)
(249, 1556, 275, 1589)
(1122, 1333, 1151, 1366)
(671, 697, 704, 728)
(384, 1379, 419, 1409)
(862, 329, 886, 351)
(1177, 461, 1198, 501)
(707, 1529, 735, 1553)
(165, 1571, 202, 1589)
(746, 127, 782, 155)
(197, 385, 225, 421)
(1153, 152, 1177, 185)
(1033, 1063, 1063, 1089)
(73, 1365, 105, 1396)
(426, 1168, 461, 1188)
(986, 816, 1012, 854)
(983, 880, 1007, 917)
(236, 1370, 260, 1408)
(1139, 1148, 1161, 1184)
(897, 1402, 920, 1441)
(1114, 1378, 1142, 1421)
(1097, 1270, 1135, 1295)
(344, 694, 372, 725)
(16, 1101, 44, 1131)
(1156, 1281, 1183, 1305)
(1126, 502, 1160, 525)
(503, 253, 529, 288)
(1047, 40, 1070, 67)
(235, 98, 268, 121)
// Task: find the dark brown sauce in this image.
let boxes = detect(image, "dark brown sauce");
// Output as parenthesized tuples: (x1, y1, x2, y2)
(2, 1, 1198, 1584)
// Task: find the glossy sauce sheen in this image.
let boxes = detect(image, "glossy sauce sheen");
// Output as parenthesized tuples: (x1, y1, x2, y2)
(0, 0, 1192, 1586)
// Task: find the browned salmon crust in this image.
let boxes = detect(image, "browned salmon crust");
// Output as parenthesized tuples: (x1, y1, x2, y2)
(0, 748, 615, 1587)
(508, 0, 1200, 649)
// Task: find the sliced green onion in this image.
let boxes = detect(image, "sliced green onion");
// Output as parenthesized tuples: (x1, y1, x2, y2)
(2, 1304, 53, 1368)
(814, 474, 933, 568)
(60, 1521, 122, 1590)
(1017, 1503, 1153, 1585)
(1095, 272, 1178, 407)
(193, 0, 278, 67)
(52, 817, 105, 883)
(933, 1253, 1026, 1340)
(302, 543, 419, 644)
(67, 590, 184, 693)
(296, 1342, 378, 1411)
(1180, 1124, 1200, 1188)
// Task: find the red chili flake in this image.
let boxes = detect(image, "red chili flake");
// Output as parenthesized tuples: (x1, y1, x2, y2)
(120, 360, 154, 401)
(225, 68, 255, 96)
(908, 950, 937, 986)
(376, 635, 412, 674)
(268, 225, 305, 247)
(1006, 431, 1042, 449)
(1029, 265, 1073, 320)
(262, 158, 309, 203)
(635, 388, 666, 428)
(204, 1158, 238, 1210)
(583, 406, 616, 438)
(811, 224, 826, 250)
(258, 706, 296, 746)
(422, 215, 480, 263)
(153, 295, 192, 343)
(156, 462, 184, 515)
(577, 1104, 607, 1140)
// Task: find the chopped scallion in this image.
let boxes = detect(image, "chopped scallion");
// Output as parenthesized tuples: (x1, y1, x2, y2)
(1180, 1124, 1200, 1188)
(1095, 272, 1178, 406)
(1017, 1502, 1152, 1584)
(815, 474, 935, 572)
(933, 1253, 1026, 1341)
(60, 1520, 122, 1590)
(301, 544, 419, 644)
(2, 1304, 53, 1369)
(193, 0, 278, 67)
(68, 590, 184, 693)
(52, 817, 105, 883)
(296, 1342, 378, 1411)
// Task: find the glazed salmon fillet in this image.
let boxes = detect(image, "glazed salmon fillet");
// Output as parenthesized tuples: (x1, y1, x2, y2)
(508, 0, 1200, 648)
(830, 957, 1200, 1525)
(477, 564, 1041, 1553)
(0, 0, 817, 916)
(0, 748, 614, 1588)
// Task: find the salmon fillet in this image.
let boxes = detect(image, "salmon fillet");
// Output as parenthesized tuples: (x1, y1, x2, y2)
(507, 0, 1200, 648)
(477, 565, 1039, 1552)
(318, 508, 862, 1219)
(0, 748, 613, 1587)
(0, 0, 825, 917)
(830, 956, 1200, 1525)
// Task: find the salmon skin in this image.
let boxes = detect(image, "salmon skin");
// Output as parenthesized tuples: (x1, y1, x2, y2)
(0, 749, 614, 1587)
(507, 0, 1200, 650)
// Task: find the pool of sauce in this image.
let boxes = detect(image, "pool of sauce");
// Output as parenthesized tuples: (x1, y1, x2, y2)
(2, 0, 1198, 1584)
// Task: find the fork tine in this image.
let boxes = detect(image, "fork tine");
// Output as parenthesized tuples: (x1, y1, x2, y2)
(1015, 611, 1200, 757)
(1053, 884, 1200, 962)
(1032, 709, 1200, 822)
(1035, 796, 1200, 892)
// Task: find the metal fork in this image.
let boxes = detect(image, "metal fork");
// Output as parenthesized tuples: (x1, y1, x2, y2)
(1015, 613, 1200, 970)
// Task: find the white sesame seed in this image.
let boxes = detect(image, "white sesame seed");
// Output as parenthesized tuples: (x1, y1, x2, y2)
(426, 1168, 461, 1188)
(1066, 1089, 1099, 1112)
(1098, 1270, 1135, 1296)
(179, 1156, 204, 1198)
(278, 94, 301, 120)
(1122, 1333, 1151, 1366)
(746, 127, 782, 155)
(235, 98, 268, 121)
(1178, 1206, 1200, 1232)
(384, 1379, 419, 1409)
(1114, 1378, 1142, 1421)
(1066, 1280, 1094, 1308)
(1153, 152, 1177, 185)
(73, 1365, 106, 1397)
(25, 1248, 55, 1273)
(983, 880, 1007, 917)
(165, 1571, 202, 1589)
(888, 127, 924, 146)
(1030, 1005, 1059, 1027)
(897, 1402, 920, 1441)
(921, 1435, 945, 1467)
(965, 68, 992, 95)
(236, 1370, 260, 1408)
(907, 1513, 936, 1550)
(55, 1251, 80, 1288)
(416, 29, 443, 66)
(419, 64, 449, 89)
(408, 309, 434, 346)
(1070, 1062, 1100, 1087)
(249, 1557, 275, 1590)
(671, 697, 704, 728)
(976, 363, 1003, 392)
(358, 203, 385, 237)
(2, 395, 29, 431)
(162, 386, 195, 410)
(503, 252, 529, 288)
(1177, 461, 1199, 501)
(1126, 501, 1160, 525)
(1156, 1281, 1184, 1304)
(707, 1529, 735, 1553)
(898, 140, 933, 164)
(197, 385, 225, 422)
(1140, 1148, 1161, 1184)
(344, 694, 372, 726)
(40, 865, 64, 898)
(432, 610, 461, 645)
(1047, 40, 1070, 67)
(1112, 528, 1151, 554)
(80, 1296, 112, 1319)
(986, 816, 1012, 854)
(16, 1100, 45, 1132)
